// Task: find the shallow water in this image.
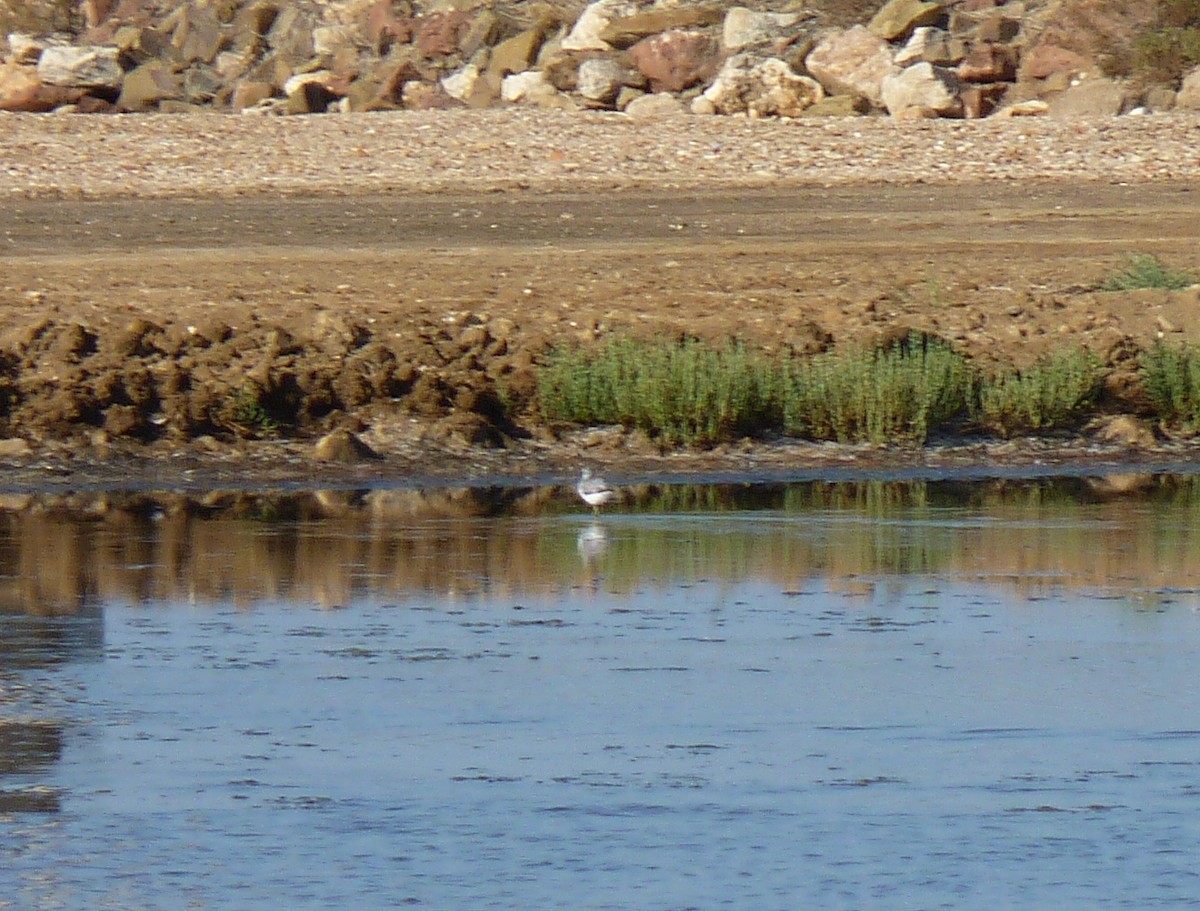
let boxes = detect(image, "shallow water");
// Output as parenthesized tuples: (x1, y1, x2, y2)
(4, 477, 1200, 909)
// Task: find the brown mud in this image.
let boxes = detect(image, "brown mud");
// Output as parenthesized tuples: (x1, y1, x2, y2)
(3, 181, 1200, 489)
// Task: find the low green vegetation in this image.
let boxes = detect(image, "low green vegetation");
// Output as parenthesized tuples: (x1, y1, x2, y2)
(1099, 254, 1198, 292)
(224, 384, 280, 437)
(1140, 341, 1200, 430)
(539, 335, 1109, 447)
(1131, 0, 1200, 85)
(973, 348, 1102, 437)
(782, 335, 971, 444)
(537, 336, 783, 446)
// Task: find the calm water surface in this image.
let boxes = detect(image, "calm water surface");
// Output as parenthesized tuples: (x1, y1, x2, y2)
(4, 477, 1200, 909)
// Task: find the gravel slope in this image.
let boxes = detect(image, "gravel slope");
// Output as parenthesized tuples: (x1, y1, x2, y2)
(2, 108, 1199, 199)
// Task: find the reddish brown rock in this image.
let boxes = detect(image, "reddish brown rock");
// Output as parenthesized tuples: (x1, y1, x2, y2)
(81, 0, 116, 29)
(229, 80, 274, 111)
(1019, 43, 1092, 82)
(1020, 0, 1156, 83)
(401, 80, 463, 110)
(0, 62, 81, 112)
(957, 42, 1017, 83)
(366, 0, 412, 51)
(415, 11, 472, 59)
(628, 29, 720, 94)
(960, 83, 1006, 118)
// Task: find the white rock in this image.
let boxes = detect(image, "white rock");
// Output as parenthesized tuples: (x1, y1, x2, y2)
(7, 32, 65, 65)
(701, 54, 823, 117)
(994, 99, 1049, 117)
(283, 69, 334, 97)
(722, 6, 803, 52)
(36, 45, 122, 89)
(881, 61, 961, 116)
(893, 26, 957, 67)
(501, 69, 553, 103)
(562, 0, 641, 52)
(441, 63, 480, 101)
(312, 25, 360, 57)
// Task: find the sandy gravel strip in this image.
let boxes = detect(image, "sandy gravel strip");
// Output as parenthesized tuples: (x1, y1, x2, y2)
(2, 109, 1200, 199)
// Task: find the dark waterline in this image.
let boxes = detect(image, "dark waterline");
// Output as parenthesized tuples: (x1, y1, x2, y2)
(4, 476, 1200, 909)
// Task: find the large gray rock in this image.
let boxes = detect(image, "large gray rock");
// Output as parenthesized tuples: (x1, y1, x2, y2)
(1177, 66, 1200, 111)
(722, 7, 803, 52)
(36, 45, 122, 89)
(695, 54, 823, 117)
(805, 26, 897, 108)
(881, 62, 962, 117)
(1047, 76, 1131, 118)
(577, 56, 642, 104)
(624, 91, 688, 119)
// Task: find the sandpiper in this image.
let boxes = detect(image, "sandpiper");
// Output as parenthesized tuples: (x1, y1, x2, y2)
(576, 468, 616, 514)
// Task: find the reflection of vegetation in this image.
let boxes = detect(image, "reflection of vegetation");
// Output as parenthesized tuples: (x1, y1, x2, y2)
(8, 476, 1200, 612)
(1141, 342, 1200, 430)
(1099, 254, 1197, 292)
(974, 348, 1102, 436)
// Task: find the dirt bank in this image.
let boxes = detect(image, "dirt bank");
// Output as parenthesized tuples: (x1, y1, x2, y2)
(3, 179, 1200, 488)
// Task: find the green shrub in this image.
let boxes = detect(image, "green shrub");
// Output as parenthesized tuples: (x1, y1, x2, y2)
(783, 335, 972, 445)
(1099, 254, 1198, 292)
(1125, 0, 1200, 84)
(974, 348, 1101, 436)
(537, 337, 783, 446)
(1140, 341, 1200, 430)
(224, 384, 280, 436)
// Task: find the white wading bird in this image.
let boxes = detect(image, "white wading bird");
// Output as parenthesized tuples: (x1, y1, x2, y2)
(576, 468, 617, 515)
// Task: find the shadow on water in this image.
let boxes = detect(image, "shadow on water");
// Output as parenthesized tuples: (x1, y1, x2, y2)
(0, 473, 1199, 613)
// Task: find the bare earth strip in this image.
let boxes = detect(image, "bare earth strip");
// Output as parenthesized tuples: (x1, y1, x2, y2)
(1, 110, 1200, 488)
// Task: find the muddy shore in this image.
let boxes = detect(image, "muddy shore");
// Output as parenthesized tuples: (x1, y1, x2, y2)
(4, 114, 1200, 489)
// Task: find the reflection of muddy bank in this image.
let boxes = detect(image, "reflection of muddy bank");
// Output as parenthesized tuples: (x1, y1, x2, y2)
(0, 721, 62, 776)
(2, 475, 1200, 612)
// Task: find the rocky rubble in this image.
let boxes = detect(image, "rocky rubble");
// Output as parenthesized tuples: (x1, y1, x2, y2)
(1, 0, 1198, 119)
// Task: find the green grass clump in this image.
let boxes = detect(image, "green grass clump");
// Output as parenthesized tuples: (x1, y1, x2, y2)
(974, 348, 1101, 436)
(1140, 341, 1200, 430)
(225, 384, 280, 436)
(783, 335, 972, 444)
(537, 336, 783, 446)
(1099, 254, 1198, 292)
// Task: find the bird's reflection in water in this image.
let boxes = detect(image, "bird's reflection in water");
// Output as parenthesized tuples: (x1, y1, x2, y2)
(576, 522, 610, 566)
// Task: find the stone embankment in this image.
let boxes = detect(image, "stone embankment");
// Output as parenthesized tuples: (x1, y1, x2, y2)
(3, 0, 1200, 120)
